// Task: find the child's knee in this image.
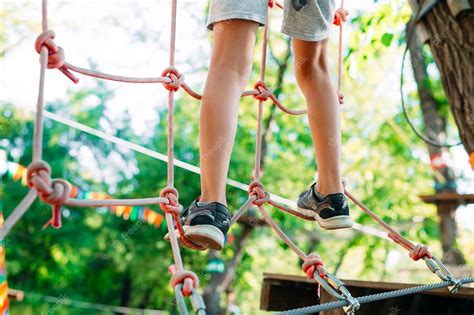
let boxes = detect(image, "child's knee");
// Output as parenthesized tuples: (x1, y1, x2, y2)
(212, 58, 253, 88)
(294, 58, 330, 87)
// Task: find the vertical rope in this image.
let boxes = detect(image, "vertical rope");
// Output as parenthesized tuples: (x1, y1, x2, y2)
(165, 0, 185, 272)
(33, 0, 49, 162)
(42, 0, 48, 31)
(33, 50, 48, 162)
(337, 0, 344, 94)
(253, 8, 271, 181)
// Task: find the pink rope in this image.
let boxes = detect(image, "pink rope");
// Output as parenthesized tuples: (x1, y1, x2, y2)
(169, 265, 199, 297)
(34, 31, 79, 83)
(344, 189, 433, 261)
(9, 0, 449, 309)
(268, 199, 315, 221)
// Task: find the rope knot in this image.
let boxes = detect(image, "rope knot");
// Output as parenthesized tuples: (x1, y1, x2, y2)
(301, 253, 325, 280)
(333, 8, 349, 26)
(268, 0, 283, 9)
(248, 181, 270, 206)
(34, 30, 79, 83)
(169, 266, 199, 297)
(160, 186, 182, 215)
(337, 90, 344, 105)
(27, 161, 70, 229)
(409, 244, 432, 261)
(253, 81, 273, 102)
(162, 67, 184, 92)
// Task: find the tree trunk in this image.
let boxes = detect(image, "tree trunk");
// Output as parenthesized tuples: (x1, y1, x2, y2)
(120, 270, 132, 308)
(416, 0, 474, 163)
(408, 22, 465, 265)
(203, 225, 253, 315)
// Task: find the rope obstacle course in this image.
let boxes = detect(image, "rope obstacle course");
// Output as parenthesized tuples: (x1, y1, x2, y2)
(1, 0, 473, 314)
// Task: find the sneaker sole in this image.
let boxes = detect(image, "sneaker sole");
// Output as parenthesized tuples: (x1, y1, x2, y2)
(297, 207, 353, 230)
(164, 225, 225, 251)
(163, 226, 207, 251)
(185, 225, 225, 251)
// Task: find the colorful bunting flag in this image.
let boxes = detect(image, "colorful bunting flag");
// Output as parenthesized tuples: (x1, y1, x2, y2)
(0, 158, 164, 229)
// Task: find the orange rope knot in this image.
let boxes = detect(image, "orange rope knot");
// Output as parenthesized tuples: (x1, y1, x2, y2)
(248, 181, 270, 206)
(253, 81, 274, 102)
(159, 186, 182, 215)
(27, 161, 70, 229)
(161, 67, 184, 92)
(302, 253, 325, 280)
(169, 267, 199, 297)
(35, 30, 79, 83)
(333, 8, 349, 26)
(409, 244, 432, 261)
(268, 0, 283, 9)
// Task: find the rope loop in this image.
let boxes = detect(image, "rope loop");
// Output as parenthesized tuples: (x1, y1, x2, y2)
(161, 67, 184, 92)
(302, 253, 325, 280)
(409, 244, 432, 261)
(27, 161, 70, 205)
(248, 181, 270, 206)
(26, 160, 51, 188)
(159, 186, 182, 215)
(35, 30, 65, 69)
(333, 8, 349, 26)
(27, 161, 70, 229)
(34, 30, 79, 83)
(169, 267, 199, 297)
(253, 80, 273, 102)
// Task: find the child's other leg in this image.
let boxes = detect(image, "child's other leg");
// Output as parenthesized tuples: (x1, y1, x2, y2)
(293, 38, 352, 230)
(293, 38, 343, 195)
(200, 20, 259, 205)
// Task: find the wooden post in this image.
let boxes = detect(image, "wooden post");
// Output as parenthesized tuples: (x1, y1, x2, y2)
(419, 193, 474, 265)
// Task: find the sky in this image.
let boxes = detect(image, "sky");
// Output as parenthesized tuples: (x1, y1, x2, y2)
(1, 0, 473, 231)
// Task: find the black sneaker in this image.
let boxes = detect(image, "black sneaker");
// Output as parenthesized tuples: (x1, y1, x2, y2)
(297, 183, 353, 230)
(292, 0, 308, 11)
(164, 200, 231, 251)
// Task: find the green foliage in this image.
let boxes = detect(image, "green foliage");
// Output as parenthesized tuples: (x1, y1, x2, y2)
(1, 1, 471, 314)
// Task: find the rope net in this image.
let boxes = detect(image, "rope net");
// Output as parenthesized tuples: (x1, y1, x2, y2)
(1, 0, 471, 314)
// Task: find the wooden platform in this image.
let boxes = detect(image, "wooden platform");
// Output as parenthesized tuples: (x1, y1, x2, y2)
(261, 273, 474, 314)
(419, 192, 474, 205)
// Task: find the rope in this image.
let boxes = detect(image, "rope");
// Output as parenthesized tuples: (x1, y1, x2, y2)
(5, 0, 467, 314)
(400, 3, 461, 148)
(9, 289, 166, 314)
(277, 277, 474, 314)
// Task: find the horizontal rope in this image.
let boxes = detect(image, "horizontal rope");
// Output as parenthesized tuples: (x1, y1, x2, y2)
(65, 197, 169, 208)
(277, 277, 474, 314)
(12, 105, 430, 248)
(13, 104, 296, 207)
(9, 289, 165, 314)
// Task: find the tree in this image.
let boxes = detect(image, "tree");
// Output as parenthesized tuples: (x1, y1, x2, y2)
(408, 23, 465, 265)
(410, 0, 474, 162)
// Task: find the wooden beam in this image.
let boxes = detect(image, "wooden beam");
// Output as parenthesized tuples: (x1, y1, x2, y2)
(261, 273, 474, 313)
(419, 192, 474, 205)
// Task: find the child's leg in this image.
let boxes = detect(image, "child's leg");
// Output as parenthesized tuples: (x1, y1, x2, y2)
(292, 38, 343, 195)
(200, 20, 259, 205)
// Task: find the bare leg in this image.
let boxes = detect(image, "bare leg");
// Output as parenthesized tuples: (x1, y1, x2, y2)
(200, 20, 259, 205)
(293, 38, 343, 195)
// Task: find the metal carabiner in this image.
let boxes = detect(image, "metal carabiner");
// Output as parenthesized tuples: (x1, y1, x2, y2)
(190, 290, 206, 315)
(313, 269, 360, 314)
(423, 255, 462, 293)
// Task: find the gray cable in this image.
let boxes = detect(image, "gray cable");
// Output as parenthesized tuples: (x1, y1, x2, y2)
(277, 277, 474, 314)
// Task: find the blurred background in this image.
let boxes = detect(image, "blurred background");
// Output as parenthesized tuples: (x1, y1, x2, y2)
(0, 0, 473, 314)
